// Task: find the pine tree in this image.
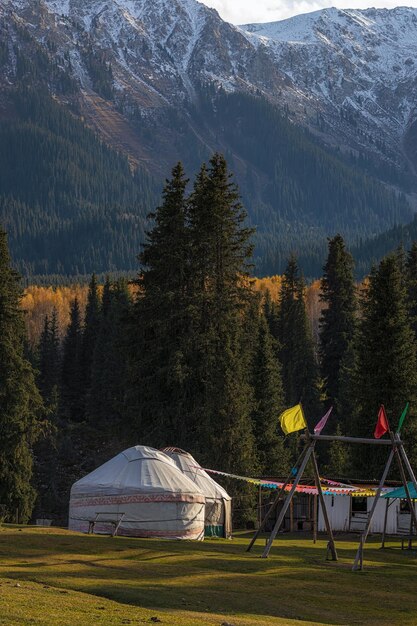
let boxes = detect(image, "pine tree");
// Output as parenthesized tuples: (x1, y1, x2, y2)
(406, 242, 417, 341)
(323, 424, 351, 477)
(251, 312, 289, 475)
(319, 234, 356, 408)
(81, 274, 101, 416)
(34, 308, 61, 521)
(38, 308, 60, 405)
(354, 254, 417, 475)
(186, 154, 257, 474)
(128, 163, 190, 445)
(60, 298, 83, 422)
(277, 255, 321, 423)
(88, 279, 131, 431)
(0, 227, 43, 521)
(336, 341, 357, 433)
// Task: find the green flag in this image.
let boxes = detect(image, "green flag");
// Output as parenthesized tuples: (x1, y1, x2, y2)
(397, 402, 409, 433)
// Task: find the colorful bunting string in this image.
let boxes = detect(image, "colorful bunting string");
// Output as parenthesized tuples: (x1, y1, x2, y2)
(194, 466, 392, 498)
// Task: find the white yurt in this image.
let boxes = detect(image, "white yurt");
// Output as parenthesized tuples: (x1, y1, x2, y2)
(161, 447, 232, 538)
(68, 446, 205, 540)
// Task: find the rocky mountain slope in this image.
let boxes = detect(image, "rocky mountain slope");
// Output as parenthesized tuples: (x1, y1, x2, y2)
(241, 7, 417, 186)
(0, 0, 416, 277)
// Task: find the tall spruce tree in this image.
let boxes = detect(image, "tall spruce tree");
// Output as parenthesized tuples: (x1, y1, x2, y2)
(60, 298, 83, 422)
(0, 227, 43, 521)
(319, 235, 356, 409)
(354, 254, 417, 475)
(34, 308, 61, 520)
(88, 279, 131, 431)
(251, 312, 289, 475)
(38, 308, 61, 405)
(277, 255, 321, 423)
(406, 242, 417, 341)
(186, 154, 257, 477)
(129, 163, 190, 445)
(81, 274, 101, 415)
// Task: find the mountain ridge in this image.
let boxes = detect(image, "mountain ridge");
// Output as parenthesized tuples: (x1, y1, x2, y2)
(0, 0, 416, 277)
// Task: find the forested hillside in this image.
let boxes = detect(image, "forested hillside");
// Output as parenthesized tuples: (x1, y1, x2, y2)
(197, 89, 412, 275)
(352, 214, 417, 277)
(0, 89, 158, 277)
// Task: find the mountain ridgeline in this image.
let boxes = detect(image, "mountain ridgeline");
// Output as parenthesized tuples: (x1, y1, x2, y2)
(0, 1, 416, 278)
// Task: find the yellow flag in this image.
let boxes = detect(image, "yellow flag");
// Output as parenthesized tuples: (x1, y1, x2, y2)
(279, 404, 307, 435)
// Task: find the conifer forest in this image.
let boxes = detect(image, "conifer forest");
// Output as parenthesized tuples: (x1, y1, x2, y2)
(1, 153, 417, 525)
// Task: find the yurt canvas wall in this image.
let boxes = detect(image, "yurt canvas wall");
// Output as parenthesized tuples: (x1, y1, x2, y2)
(69, 446, 205, 540)
(162, 448, 232, 538)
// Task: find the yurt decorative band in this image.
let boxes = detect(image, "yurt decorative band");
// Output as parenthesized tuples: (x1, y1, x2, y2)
(70, 493, 205, 507)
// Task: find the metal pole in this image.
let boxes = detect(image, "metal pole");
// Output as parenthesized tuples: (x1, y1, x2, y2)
(313, 494, 318, 544)
(247, 443, 310, 552)
(310, 446, 338, 560)
(261, 443, 315, 558)
(352, 447, 395, 570)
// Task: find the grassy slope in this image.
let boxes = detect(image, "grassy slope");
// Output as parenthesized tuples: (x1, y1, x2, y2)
(0, 527, 417, 625)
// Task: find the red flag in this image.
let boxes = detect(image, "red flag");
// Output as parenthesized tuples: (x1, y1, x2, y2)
(374, 405, 390, 439)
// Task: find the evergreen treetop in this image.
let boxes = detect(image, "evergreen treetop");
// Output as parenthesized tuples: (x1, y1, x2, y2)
(319, 234, 356, 408)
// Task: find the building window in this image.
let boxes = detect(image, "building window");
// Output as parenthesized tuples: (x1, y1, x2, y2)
(352, 497, 367, 514)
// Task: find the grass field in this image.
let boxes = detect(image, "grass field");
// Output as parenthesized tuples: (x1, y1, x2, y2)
(0, 527, 416, 625)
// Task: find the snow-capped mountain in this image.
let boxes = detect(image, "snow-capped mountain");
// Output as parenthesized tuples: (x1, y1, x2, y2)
(2, 0, 417, 179)
(1, 0, 286, 105)
(240, 7, 417, 179)
(1, 0, 417, 277)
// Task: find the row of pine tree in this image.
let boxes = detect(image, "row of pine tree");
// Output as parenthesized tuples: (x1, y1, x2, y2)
(1, 154, 417, 524)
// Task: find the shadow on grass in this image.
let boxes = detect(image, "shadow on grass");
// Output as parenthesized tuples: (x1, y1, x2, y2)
(2, 535, 417, 625)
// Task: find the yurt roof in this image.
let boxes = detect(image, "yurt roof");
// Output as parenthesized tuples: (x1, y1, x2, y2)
(161, 447, 231, 501)
(71, 445, 205, 498)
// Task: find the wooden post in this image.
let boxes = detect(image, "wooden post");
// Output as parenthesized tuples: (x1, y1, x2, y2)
(381, 498, 389, 549)
(391, 433, 417, 540)
(310, 444, 337, 560)
(247, 443, 310, 552)
(258, 485, 262, 530)
(261, 443, 315, 558)
(290, 498, 294, 533)
(313, 494, 318, 544)
(348, 495, 352, 532)
(352, 447, 395, 570)
(397, 438, 417, 497)
(305, 434, 398, 445)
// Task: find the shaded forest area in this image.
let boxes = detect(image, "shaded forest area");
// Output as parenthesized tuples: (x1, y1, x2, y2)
(2, 156, 417, 527)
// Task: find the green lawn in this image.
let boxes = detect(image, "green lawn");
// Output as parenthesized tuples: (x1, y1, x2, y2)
(0, 527, 416, 625)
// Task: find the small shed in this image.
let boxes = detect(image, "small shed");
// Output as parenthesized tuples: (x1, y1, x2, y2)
(161, 447, 232, 538)
(318, 492, 399, 534)
(68, 445, 205, 540)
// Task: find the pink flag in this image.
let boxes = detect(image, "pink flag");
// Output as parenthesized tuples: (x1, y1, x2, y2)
(314, 406, 333, 435)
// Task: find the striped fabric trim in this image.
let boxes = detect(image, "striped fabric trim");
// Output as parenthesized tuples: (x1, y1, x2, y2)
(70, 493, 205, 508)
(70, 519, 204, 539)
